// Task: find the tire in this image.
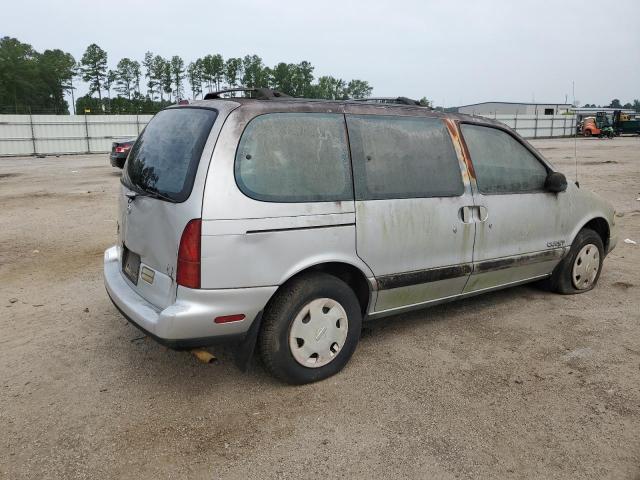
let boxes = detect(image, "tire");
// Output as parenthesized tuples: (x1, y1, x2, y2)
(259, 272, 362, 384)
(549, 228, 604, 294)
(583, 129, 592, 137)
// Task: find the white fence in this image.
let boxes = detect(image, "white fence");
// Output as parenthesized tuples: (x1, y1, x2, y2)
(0, 113, 577, 157)
(475, 114, 577, 139)
(0, 114, 153, 157)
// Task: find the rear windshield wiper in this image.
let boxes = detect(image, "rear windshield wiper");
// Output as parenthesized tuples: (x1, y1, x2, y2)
(127, 186, 177, 203)
(144, 186, 177, 202)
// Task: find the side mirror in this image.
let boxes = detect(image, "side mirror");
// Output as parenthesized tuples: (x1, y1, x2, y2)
(545, 172, 567, 193)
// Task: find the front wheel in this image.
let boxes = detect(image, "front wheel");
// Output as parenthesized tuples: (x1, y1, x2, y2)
(549, 228, 604, 294)
(259, 272, 362, 384)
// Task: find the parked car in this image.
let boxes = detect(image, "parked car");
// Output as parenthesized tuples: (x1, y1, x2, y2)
(109, 138, 136, 168)
(104, 89, 618, 384)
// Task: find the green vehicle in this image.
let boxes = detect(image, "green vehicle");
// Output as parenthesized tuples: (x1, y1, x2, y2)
(612, 110, 640, 135)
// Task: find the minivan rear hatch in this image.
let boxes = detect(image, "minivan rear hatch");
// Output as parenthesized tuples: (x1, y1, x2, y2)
(118, 107, 218, 309)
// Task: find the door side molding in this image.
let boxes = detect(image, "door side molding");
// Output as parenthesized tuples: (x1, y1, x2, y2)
(377, 264, 473, 290)
(474, 248, 566, 273)
(375, 248, 567, 291)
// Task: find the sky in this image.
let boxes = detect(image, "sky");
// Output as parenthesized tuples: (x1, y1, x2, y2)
(3, 0, 639, 107)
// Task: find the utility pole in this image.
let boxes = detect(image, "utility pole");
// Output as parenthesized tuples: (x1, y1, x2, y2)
(70, 81, 76, 115)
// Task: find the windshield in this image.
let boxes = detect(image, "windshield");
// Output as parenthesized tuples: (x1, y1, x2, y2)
(122, 107, 218, 202)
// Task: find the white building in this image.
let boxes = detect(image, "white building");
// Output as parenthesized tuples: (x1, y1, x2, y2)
(457, 102, 573, 116)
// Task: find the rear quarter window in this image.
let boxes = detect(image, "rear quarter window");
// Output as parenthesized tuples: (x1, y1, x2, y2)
(235, 113, 353, 203)
(122, 107, 217, 202)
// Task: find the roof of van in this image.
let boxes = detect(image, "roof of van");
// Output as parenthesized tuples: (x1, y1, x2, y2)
(175, 89, 511, 131)
(185, 96, 504, 127)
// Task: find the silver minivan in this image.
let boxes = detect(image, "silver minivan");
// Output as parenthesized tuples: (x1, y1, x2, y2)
(104, 89, 618, 384)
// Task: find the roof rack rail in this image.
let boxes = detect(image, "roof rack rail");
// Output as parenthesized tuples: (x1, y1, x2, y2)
(352, 97, 426, 107)
(203, 87, 290, 100)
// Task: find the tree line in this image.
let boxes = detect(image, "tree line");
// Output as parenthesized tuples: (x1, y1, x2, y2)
(4, 36, 639, 116)
(78, 45, 373, 110)
(583, 99, 640, 111)
(0, 36, 374, 114)
(0, 37, 75, 114)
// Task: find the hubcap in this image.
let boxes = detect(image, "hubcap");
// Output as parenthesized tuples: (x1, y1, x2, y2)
(572, 243, 600, 290)
(289, 298, 349, 368)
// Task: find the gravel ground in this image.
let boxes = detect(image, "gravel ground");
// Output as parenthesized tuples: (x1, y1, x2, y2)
(1, 137, 639, 479)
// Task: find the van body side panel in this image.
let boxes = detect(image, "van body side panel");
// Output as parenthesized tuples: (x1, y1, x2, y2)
(464, 190, 571, 292)
(470, 188, 572, 263)
(356, 198, 475, 311)
(201, 221, 366, 289)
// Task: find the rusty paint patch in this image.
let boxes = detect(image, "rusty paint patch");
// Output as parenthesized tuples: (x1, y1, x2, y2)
(444, 118, 475, 180)
(443, 118, 470, 183)
(445, 118, 476, 180)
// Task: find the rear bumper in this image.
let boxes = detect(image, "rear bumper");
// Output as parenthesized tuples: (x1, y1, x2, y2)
(109, 153, 126, 168)
(103, 246, 277, 349)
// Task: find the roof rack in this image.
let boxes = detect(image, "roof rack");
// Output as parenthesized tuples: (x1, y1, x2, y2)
(203, 87, 290, 100)
(201, 90, 430, 109)
(352, 97, 426, 107)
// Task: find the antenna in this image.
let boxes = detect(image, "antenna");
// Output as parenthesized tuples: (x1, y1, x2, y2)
(573, 80, 579, 187)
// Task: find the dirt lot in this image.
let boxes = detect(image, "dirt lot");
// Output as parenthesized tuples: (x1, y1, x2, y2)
(1, 137, 639, 479)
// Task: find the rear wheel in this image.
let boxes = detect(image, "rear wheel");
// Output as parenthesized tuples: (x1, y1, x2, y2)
(259, 272, 362, 384)
(549, 228, 604, 294)
(583, 129, 592, 137)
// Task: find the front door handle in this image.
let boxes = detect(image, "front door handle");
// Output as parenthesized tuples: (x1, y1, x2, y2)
(475, 206, 488, 222)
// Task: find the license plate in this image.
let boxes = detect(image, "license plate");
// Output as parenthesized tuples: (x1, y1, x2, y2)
(122, 246, 141, 285)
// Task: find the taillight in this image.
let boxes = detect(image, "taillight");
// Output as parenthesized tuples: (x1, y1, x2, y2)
(115, 145, 130, 153)
(177, 219, 201, 289)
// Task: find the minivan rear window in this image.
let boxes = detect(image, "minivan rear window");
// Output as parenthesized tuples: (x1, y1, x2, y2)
(122, 108, 217, 202)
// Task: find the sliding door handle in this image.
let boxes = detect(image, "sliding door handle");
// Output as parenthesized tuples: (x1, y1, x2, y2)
(459, 206, 488, 223)
(458, 206, 474, 223)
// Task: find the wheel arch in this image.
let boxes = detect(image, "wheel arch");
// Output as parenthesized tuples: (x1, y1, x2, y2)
(577, 217, 610, 252)
(273, 261, 374, 317)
